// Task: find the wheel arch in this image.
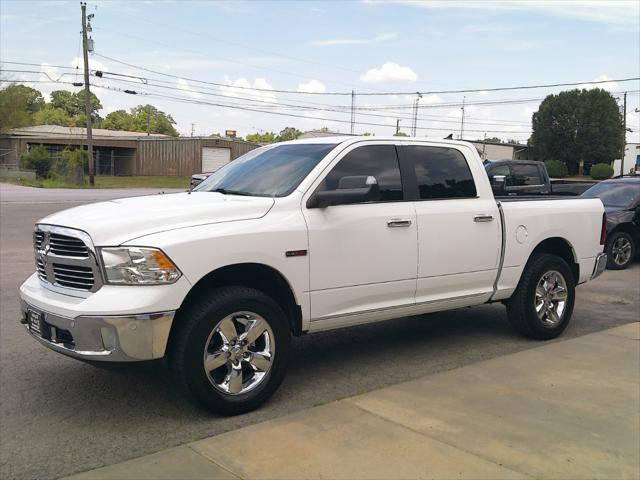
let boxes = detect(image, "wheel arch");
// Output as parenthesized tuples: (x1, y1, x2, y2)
(173, 263, 303, 338)
(529, 237, 579, 284)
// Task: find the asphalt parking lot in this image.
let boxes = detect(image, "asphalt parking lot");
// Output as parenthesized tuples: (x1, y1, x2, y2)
(1, 183, 639, 480)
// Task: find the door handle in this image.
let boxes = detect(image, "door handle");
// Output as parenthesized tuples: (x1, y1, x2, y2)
(474, 214, 494, 223)
(387, 219, 412, 228)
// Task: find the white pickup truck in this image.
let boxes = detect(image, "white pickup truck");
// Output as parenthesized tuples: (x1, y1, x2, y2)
(20, 137, 607, 414)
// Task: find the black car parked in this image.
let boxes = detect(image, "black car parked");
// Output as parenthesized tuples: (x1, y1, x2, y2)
(582, 176, 640, 270)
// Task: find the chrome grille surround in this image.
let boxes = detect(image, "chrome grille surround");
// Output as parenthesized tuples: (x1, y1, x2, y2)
(33, 225, 103, 293)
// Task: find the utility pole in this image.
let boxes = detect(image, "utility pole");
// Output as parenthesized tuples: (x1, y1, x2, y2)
(396, 119, 401, 135)
(190, 123, 195, 137)
(81, 2, 95, 185)
(482, 132, 487, 160)
(460, 96, 466, 140)
(620, 91, 627, 175)
(350, 90, 356, 135)
(411, 93, 422, 137)
(146, 104, 151, 136)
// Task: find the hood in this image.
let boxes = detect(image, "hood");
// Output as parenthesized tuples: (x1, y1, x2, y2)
(39, 192, 274, 246)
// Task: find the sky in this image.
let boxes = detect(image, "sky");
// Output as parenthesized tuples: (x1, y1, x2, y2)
(1, 0, 639, 143)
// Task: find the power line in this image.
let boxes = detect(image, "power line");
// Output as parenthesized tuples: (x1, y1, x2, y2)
(90, 82, 533, 134)
(90, 53, 640, 97)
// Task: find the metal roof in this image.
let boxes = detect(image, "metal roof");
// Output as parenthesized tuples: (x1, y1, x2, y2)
(7, 125, 170, 139)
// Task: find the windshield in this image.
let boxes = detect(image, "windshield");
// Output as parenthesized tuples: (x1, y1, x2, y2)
(194, 143, 338, 197)
(582, 182, 640, 208)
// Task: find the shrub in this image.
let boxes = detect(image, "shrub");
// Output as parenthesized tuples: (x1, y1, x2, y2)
(590, 163, 614, 180)
(544, 159, 568, 178)
(52, 148, 87, 185)
(20, 145, 51, 179)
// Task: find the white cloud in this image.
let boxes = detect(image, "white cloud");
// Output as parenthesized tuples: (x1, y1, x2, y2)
(360, 62, 418, 84)
(220, 76, 277, 104)
(579, 74, 619, 92)
(311, 32, 398, 47)
(176, 78, 202, 99)
(364, 1, 639, 27)
(478, 90, 490, 98)
(297, 80, 326, 93)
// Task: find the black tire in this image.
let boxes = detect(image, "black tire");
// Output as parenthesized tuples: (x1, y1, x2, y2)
(169, 286, 291, 415)
(506, 253, 575, 340)
(605, 231, 635, 270)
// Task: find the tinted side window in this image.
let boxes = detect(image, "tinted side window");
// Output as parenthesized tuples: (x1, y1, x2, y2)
(406, 146, 477, 199)
(319, 145, 403, 201)
(511, 165, 543, 186)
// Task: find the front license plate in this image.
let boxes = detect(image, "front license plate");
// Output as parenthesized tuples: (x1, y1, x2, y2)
(27, 309, 44, 336)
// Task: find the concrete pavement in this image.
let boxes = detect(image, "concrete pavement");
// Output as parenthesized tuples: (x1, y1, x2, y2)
(67, 323, 640, 480)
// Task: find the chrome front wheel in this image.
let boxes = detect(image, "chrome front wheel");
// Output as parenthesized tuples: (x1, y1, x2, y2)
(203, 311, 275, 395)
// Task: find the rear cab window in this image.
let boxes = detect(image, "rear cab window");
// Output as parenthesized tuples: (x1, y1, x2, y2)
(404, 146, 477, 199)
(511, 164, 544, 186)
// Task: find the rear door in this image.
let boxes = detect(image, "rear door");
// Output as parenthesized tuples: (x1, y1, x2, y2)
(402, 144, 500, 304)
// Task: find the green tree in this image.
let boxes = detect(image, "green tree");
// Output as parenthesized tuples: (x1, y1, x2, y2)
(102, 109, 134, 131)
(246, 131, 276, 143)
(130, 105, 178, 136)
(529, 88, 622, 175)
(393, 131, 409, 137)
(101, 105, 178, 136)
(33, 105, 74, 126)
(275, 127, 302, 142)
(50, 89, 102, 122)
(0, 85, 44, 131)
(20, 145, 51, 178)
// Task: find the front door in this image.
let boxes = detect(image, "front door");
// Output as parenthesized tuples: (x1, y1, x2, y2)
(303, 143, 418, 322)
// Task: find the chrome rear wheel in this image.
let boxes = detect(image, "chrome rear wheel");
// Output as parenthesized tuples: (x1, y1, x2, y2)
(612, 237, 632, 266)
(535, 270, 568, 328)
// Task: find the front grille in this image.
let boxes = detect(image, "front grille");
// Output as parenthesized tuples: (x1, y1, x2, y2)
(52, 264, 94, 290)
(49, 233, 89, 258)
(33, 226, 101, 292)
(36, 258, 47, 281)
(34, 231, 44, 249)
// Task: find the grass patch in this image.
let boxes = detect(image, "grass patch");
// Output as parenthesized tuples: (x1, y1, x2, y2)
(1, 174, 190, 189)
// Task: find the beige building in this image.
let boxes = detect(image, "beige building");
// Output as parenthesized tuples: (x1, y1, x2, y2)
(0, 125, 258, 176)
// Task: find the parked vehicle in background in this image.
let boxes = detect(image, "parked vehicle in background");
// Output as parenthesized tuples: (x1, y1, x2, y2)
(582, 176, 640, 270)
(20, 137, 607, 415)
(484, 159, 595, 196)
(190, 172, 212, 189)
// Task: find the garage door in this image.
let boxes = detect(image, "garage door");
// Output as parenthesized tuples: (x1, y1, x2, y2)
(202, 147, 231, 173)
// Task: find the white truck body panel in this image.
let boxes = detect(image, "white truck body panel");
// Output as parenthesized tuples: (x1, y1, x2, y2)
(19, 136, 606, 361)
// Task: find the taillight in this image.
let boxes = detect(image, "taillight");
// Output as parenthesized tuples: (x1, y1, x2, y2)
(600, 212, 607, 246)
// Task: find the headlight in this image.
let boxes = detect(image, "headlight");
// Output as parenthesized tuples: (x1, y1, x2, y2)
(100, 247, 181, 285)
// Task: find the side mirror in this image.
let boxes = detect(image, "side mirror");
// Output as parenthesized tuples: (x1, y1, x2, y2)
(491, 174, 507, 195)
(307, 175, 380, 208)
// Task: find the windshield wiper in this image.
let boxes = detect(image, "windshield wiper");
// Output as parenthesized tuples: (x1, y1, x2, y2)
(210, 188, 254, 196)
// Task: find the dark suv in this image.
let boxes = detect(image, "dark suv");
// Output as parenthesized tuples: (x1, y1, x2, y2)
(582, 176, 640, 269)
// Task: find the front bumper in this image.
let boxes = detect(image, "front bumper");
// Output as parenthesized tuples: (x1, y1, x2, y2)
(591, 252, 607, 280)
(20, 300, 175, 362)
(19, 272, 191, 362)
